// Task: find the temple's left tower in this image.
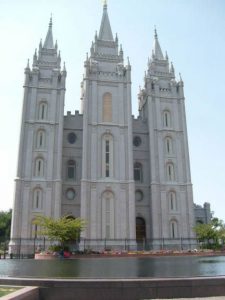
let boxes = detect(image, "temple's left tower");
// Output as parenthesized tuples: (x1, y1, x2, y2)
(10, 19, 66, 253)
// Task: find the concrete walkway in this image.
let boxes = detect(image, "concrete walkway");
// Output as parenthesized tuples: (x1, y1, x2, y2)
(152, 297, 225, 300)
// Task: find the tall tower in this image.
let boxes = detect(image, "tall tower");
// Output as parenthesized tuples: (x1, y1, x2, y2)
(80, 3, 136, 246)
(138, 30, 195, 245)
(10, 19, 66, 253)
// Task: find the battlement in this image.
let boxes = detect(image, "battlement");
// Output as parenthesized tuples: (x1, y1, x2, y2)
(65, 110, 82, 117)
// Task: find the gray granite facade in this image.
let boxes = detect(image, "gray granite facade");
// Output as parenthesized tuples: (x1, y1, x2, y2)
(10, 4, 195, 252)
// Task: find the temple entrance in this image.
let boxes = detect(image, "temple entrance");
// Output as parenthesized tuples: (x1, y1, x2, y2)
(136, 217, 146, 241)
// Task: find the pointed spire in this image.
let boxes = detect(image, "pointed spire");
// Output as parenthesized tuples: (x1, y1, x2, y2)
(165, 51, 168, 61)
(115, 33, 118, 43)
(170, 62, 175, 74)
(43, 16, 54, 49)
(152, 27, 164, 60)
(119, 44, 123, 54)
(63, 62, 66, 72)
(26, 59, 30, 69)
(99, 1, 114, 41)
(39, 39, 42, 52)
(33, 49, 37, 66)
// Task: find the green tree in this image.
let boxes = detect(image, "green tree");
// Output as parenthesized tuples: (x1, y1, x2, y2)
(33, 215, 85, 249)
(194, 217, 225, 249)
(0, 209, 12, 242)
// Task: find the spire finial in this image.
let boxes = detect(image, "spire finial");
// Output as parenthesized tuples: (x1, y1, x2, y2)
(103, 0, 107, 9)
(154, 25, 158, 39)
(49, 14, 53, 28)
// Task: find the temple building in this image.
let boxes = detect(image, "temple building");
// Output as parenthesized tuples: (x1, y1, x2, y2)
(10, 3, 195, 252)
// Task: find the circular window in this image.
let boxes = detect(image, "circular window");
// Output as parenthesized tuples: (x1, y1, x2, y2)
(135, 190, 143, 201)
(68, 132, 77, 144)
(133, 136, 142, 147)
(66, 188, 76, 200)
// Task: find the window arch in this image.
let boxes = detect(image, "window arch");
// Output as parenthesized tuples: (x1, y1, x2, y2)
(168, 191, 177, 211)
(163, 110, 171, 128)
(166, 162, 175, 182)
(102, 93, 112, 122)
(134, 162, 143, 182)
(33, 188, 43, 210)
(165, 136, 173, 155)
(170, 219, 178, 238)
(67, 160, 76, 180)
(38, 102, 48, 120)
(36, 130, 46, 148)
(102, 134, 113, 178)
(34, 158, 44, 177)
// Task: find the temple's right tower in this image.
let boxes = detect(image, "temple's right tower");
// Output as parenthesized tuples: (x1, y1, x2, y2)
(136, 30, 195, 246)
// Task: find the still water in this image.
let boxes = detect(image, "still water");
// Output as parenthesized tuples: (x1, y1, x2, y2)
(0, 256, 225, 278)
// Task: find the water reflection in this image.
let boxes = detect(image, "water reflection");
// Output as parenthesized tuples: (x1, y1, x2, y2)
(0, 256, 225, 278)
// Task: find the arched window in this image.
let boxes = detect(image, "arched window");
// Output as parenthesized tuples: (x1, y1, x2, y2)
(67, 160, 76, 180)
(165, 137, 173, 155)
(103, 93, 112, 122)
(36, 130, 45, 148)
(33, 188, 42, 210)
(102, 134, 113, 178)
(169, 191, 177, 211)
(34, 158, 44, 177)
(102, 191, 114, 239)
(170, 219, 178, 238)
(134, 162, 143, 182)
(38, 102, 48, 120)
(166, 163, 175, 181)
(163, 110, 171, 128)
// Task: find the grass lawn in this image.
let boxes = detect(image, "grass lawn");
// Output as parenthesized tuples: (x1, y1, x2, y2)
(0, 286, 21, 297)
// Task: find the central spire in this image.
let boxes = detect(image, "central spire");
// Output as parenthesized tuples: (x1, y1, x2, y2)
(43, 16, 54, 49)
(99, 1, 113, 41)
(152, 28, 164, 60)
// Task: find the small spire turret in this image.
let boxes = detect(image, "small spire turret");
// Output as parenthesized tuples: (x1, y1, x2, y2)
(127, 56, 130, 66)
(57, 51, 61, 67)
(170, 62, 175, 75)
(33, 49, 37, 66)
(26, 59, 30, 70)
(115, 33, 118, 43)
(165, 51, 168, 61)
(179, 72, 183, 85)
(39, 39, 42, 52)
(63, 62, 66, 72)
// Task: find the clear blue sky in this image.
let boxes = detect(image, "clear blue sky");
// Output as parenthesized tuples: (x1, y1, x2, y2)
(0, 0, 225, 221)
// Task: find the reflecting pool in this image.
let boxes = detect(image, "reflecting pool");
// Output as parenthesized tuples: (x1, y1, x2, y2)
(0, 256, 225, 278)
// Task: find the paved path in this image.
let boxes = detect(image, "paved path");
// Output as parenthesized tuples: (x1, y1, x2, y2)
(152, 297, 225, 300)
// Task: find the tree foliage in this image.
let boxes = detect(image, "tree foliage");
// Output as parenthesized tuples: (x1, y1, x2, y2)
(33, 215, 85, 246)
(0, 210, 12, 241)
(194, 217, 225, 248)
